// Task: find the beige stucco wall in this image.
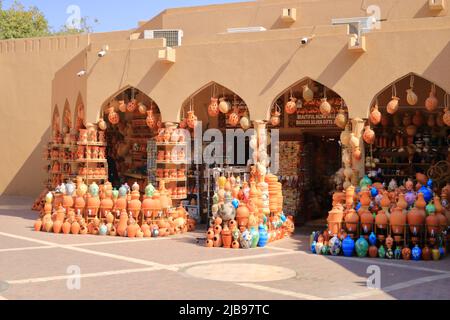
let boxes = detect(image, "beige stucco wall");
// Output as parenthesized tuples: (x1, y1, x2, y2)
(1, 0, 449, 196)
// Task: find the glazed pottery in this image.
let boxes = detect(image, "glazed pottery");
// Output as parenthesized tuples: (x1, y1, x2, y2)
(250, 226, 260, 248)
(425, 84, 438, 112)
(99, 224, 108, 236)
(402, 247, 411, 260)
(363, 126, 375, 145)
(355, 236, 369, 258)
(386, 248, 394, 259)
(329, 236, 341, 256)
(369, 232, 377, 246)
(385, 235, 394, 249)
(387, 96, 400, 114)
(412, 245, 422, 261)
(394, 247, 402, 260)
(342, 235, 355, 257)
(258, 225, 268, 248)
(378, 245, 386, 259)
(368, 246, 378, 258)
(432, 248, 440, 261)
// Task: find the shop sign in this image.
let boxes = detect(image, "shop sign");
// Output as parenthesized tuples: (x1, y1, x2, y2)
(294, 105, 346, 128)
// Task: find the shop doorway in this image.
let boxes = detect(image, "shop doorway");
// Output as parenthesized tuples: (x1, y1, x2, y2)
(302, 130, 342, 223)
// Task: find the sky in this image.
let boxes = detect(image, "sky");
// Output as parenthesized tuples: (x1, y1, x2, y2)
(2, 0, 248, 32)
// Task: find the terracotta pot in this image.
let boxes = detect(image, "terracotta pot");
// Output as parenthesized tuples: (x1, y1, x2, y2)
(407, 207, 425, 235)
(360, 210, 374, 234)
(208, 98, 220, 117)
(422, 246, 432, 261)
(363, 126, 375, 145)
(34, 219, 43, 232)
(368, 245, 378, 258)
(213, 235, 222, 248)
(415, 193, 426, 209)
(375, 210, 388, 229)
(426, 214, 439, 236)
(222, 227, 233, 249)
(228, 108, 240, 127)
(370, 104, 381, 125)
(327, 205, 344, 235)
(236, 205, 250, 228)
(285, 97, 297, 115)
(397, 193, 407, 210)
(232, 240, 240, 249)
(52, 220, 62, 234)
(425, 85, 438, 112)
(117, 211, 129, 237)
(108, 107, 120, 125)
(345, 209, 359, 233)
(402, 247, 411, 260)
(62, 221, 71, 234)
(360, 190, 371, 207)
(390, 207, 406, 235)
(206, 239, 214, 248)
(387, 97, 400, 114)
(127, 223, 139, 238)
(44, 220, 53, 233)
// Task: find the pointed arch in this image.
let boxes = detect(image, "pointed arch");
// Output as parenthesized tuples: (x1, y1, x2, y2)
(62, 99, 72, 134)
(74, 93, 85, 131)
(180, 81, 250, 129)
(369, 72, 448, 116)
(269, 77, 348, 128)
(52, 105, 61, 137)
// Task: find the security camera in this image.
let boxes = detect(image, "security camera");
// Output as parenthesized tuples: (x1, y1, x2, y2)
(300, 37, 310, 45)
(77, 70, 87, 77)
(97, 50, 107, 57)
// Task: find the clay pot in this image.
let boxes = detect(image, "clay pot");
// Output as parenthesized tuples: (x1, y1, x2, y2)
(70, 221, 80, 235)
(206, 239, 214, 248)
(207, 228, 215, 240)
(61, 221, 71, 234)
(345, 209, 359, 233)
(426, 214, 439, 236)
(360, 190, 371, 207)
(186, 111, 198, 129)
(228, 108, 240, 127)
(108, 107, 120, 125)
(219, 98, 231, 114)
(34, 219, 43, 232)
(387, 97, 400, 114)
(363, 126, 375, 145)
(319, 98, 331, 116)
(285, 97, 297, 115)
(213, 235, 222, 248)
(375, 210, 389, 229)
(53, 220, 62, 234)
(407, 207, 425, 235)
(127, 223, 139, 238)
(302, 85, 314, 102)
(208, 98, 220, 117)
(397, 193, 407, 210)
(117, 211, 129, 237)
(44, 220, 53, 233)
(368, 246, 378, 258)
(335, 109, 347, 129)
(360, 210, 374, 234)
(222, 227, 233, 249)
(232, 240, 240, 249)
(270, 105, 281, 127)
(422, 246, 432, 261)
(415, 193, 426, 209)
(402, 247, 411, 260)
(370, 104, 381, 125)
(327, 205, 344, 235)
(406, 88, 418, 106)
(425, 85, 438, 112)
(236, 205, 250, 228)
(390, 207, 406, 236)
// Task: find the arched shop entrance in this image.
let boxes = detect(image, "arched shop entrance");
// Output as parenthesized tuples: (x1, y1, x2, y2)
(366, 73, 450, 189)
(179, 82, 251, 223)
(101, 87, 162, 191)
(269, 78, 349, 224)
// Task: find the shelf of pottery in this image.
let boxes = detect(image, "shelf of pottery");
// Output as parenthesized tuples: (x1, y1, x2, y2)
(321, 176, 449, 261)
(43, 127, 108, 190)
(154, 125, 188, 201)
(33, 180, 197, 238)
(365, 89, 450, 185)
(278, 140, 303, 217)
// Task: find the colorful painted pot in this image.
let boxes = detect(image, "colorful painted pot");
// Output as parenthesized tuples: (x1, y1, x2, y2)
(342, 235, 355, 257)
(258, 225, 268, 248)
(329, 236, 342, 256)
(412, 245, 422, 261)
(369, 232, 377, 246)
(386, 248, 394, 259)
(378, 245, 386, 259)
(355, 236, 369, 258)
(394, 247, 402, 260)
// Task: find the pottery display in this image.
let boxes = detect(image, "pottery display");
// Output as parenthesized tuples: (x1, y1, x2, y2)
(355, 236, 369, 258)
(342, 235, 355, 257)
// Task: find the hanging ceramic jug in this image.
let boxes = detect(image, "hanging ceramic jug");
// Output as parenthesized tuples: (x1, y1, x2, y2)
(107, 107, 119, 125)
(369, 103, 381, 125)
(363, 125, 375, 145)
(302, 84, 314, 102)
(425, 83, 438, 112)
(187, 110, 198, 129)
(240, 112, 251, 130)
(335, 107, 347, 129)
(387, 85, 400, 115)
(443, 94, 450, 126)
(118, 100, 127, 113)
(320, 98, 331, 116)
(219, 97, 231, 114)
(285, 95, 297, 115)
(270, 104, 282, 126)
(138, 102, 147, 115)
(406, 75, 418, 106)
(127, 99, 137, 113)
(208, 97, 220, 117)
(228, 107, 240, 127)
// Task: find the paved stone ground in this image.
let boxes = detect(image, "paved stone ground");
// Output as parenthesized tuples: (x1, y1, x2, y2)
(0, 195, 449, 300)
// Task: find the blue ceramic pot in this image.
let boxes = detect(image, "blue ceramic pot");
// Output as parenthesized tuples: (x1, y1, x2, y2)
(329, 236, 342, 256)
(412, 245, 422, 261)
(418, 186, 433, 203)
(311, 241, 317, 254)
(99, 224, 108, 236)
(394, 247, 402, 260)
(258, 225, 268, 248)
(342, 235, 355, 257)
(369, 232, 377, 246)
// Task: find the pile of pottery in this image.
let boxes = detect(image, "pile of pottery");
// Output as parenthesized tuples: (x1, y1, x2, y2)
(206, 173, 294, 249)
(34, 178, 196, 238)
(323, 175, 449, 261)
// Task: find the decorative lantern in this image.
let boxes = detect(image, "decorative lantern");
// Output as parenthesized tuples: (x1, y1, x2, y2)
(240, 112, 251, 130)
(219, 97, 231, 114)
(370, 101, 381, 125)
(229, 106, 240, 127)
(138, 102, 147, 115)
(363, 125, 375, 145)
(285, 90, 297, 115)
(319, 88, 331, 116)
(208, 98, 220, 117)
(187, 103, 198, 129)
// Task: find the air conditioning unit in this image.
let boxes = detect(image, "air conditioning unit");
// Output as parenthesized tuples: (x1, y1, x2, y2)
(429, 0, 446, 11)
(282, 8, 297, 23)
(144, 29, 184, 47)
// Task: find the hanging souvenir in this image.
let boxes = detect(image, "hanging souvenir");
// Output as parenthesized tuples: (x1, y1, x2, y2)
(406, 75, 418, 106)
(425, 83, 438, 112)
(270, 104, 282, 127)
(229, 104, 240, 127)
(335, 101, 347, 129)
(240, 111, 251, 130)
(369, 101, 381, 125)
(187, 100, 198, 129)
(303, 82, 314, 102)
(285, 90, 297, 115)
(127, 89, 137, 112)
(107, 106, 119, 125)
(138, 102, 147, 115)
(219, 91, 231, 114)
(319, 87, 331, 116)
(146, 102, 156, 129)
(363, 125, 375, 145)
(387, 84, 400, 114)
(208, 84, 220, 117)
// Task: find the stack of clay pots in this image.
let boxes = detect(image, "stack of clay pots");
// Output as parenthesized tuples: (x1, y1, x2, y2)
(34, 179, 195, 239)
